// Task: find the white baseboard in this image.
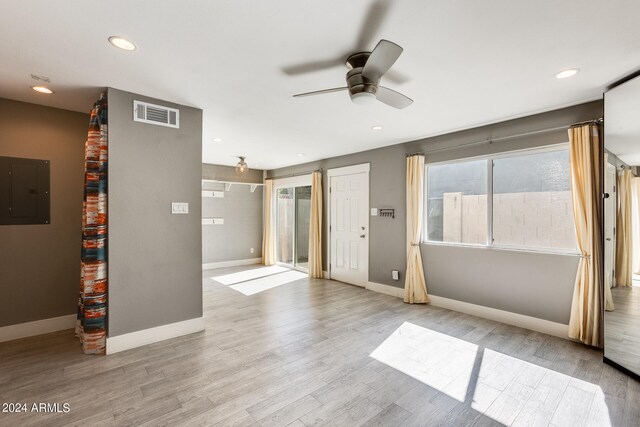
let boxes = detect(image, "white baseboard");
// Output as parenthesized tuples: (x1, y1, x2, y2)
(202, 258, 262, 270)
(0, 314, 76, 343)
(364, 281, 569, 339)
(106, 317, 205, 355)
(428, 295, 569, 339)
(366, 281, 403, 298)
(323, 270, 329, 279)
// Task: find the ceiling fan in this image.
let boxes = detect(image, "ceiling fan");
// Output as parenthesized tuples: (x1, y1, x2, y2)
(293, 40, 412, 109)
(288, 0, 413, 109)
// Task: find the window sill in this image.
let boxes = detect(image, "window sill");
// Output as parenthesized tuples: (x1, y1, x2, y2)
(421, 241, 581, 257)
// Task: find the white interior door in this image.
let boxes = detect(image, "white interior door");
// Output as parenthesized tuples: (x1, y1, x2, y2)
(604, 162, 617, 289)
(329, 165, 369, 287)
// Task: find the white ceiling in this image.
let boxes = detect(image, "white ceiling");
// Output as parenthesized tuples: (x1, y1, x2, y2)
(1, 0, 640, 170)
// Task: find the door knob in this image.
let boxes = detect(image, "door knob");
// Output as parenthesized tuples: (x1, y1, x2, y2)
(360, 234, 366, 238)
(606, 238, 611, 241)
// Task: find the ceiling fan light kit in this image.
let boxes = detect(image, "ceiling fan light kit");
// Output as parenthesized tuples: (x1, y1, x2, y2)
(293, 39, 413, 109)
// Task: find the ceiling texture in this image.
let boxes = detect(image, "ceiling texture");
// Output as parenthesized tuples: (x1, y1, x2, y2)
(1, 0, 640, 169)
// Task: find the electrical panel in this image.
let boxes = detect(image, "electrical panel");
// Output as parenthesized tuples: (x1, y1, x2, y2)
(0, 156, 50, 225)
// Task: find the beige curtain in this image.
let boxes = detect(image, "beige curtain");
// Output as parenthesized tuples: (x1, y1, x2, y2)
(262, 179, 275, 265)
(567, 124, 603, 347)
(616, 169, 633, 286)
(308, 171, 323, 278)
(632, 177, 640, 275)
(404, 155, 430, 304)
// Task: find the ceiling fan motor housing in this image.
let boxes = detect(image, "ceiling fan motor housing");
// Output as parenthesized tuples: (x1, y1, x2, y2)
(346, 52, 379, 102)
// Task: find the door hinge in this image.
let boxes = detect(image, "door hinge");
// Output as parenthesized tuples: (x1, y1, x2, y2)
(329, 225, 332, 232)
(329, 186, 332, 193)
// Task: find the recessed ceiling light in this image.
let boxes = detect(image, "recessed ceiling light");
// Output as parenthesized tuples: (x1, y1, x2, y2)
(556, 68, 579, 79)
(108, 36, 136, 51)
(297, 153, 305, 157)
(372, 125, 384, 131)
(31, 86, 53, 94)
(212, 138, 223, 143)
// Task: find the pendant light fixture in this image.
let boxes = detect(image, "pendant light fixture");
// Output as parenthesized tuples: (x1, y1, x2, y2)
(236, 156, 249, 175)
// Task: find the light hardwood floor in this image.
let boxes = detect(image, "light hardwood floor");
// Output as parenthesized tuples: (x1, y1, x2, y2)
(1, 265, 639, 426)
(605, 286, 640, 375)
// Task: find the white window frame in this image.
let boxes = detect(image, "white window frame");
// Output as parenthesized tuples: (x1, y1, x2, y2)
(423, 143, 579, 256)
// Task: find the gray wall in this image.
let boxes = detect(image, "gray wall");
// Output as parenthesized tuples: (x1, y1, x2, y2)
(0, 98, 88, 327)
(108, 88, 203, 337)
(422, 246, 579, 324)
(203, 162, 263, 184)
(268, 100, 603, 324)
(202, 179, 263, 264)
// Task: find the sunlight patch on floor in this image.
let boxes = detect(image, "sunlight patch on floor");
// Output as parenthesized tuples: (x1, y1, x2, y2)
(212, 265, 289, 285)
(370, 322, 612, 426)
(228, 270, 308, 296)
(370, 322, 479, 402)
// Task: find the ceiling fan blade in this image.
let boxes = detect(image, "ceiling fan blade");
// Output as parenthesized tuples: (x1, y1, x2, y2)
(376, 86, 413, 109)
(293, 87, 349, 98)
(281, 57, 346, 76)
(355, 0, 392, 50)
(362, 39, 403, 81)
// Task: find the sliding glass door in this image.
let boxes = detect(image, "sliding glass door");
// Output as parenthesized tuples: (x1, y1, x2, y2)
(295, 186, 311, 269)
(275, 183, 312, 271)
(276, 188, 295, 266)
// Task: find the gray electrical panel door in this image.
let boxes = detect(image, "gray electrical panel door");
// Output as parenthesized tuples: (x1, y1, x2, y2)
(0, 156, 50, 225)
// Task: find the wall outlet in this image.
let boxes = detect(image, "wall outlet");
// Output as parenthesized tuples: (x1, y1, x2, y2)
(371, 208, 378, 216)
(392, 270, 400, 281)
(250, 248, 254, 254)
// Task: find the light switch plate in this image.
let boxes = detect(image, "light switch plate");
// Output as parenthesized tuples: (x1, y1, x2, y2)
(172, 202, 189, 214)
(371, 208, 378, 216)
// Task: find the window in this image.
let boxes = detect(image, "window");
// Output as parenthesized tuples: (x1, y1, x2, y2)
(424, 145, 577, 253)
(493, 150, 575, 251)
(426, 159, 487, 244)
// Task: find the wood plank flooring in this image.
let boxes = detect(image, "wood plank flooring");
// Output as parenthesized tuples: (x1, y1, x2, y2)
(0, 265, 638, 426)
(605, 286, 640, 375)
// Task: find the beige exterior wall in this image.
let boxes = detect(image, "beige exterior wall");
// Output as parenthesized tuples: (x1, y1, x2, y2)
(443, 190, 576, 250)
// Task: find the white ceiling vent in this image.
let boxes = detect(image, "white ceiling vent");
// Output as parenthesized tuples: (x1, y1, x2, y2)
(133, 100, 179, 128)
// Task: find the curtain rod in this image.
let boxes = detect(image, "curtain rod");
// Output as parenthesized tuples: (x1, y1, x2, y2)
(568, 117, 603, 128)
(406, 117, 604, 157)
(267, 168, 322, 181)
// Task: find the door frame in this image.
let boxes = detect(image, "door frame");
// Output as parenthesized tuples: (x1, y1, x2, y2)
(604, 160, 617, 288)
(327, 163, 370, 285)
(273, 174, 312, 273)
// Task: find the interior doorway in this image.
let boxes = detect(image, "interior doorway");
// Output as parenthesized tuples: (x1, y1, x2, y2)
(275, 177, 312, 272)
